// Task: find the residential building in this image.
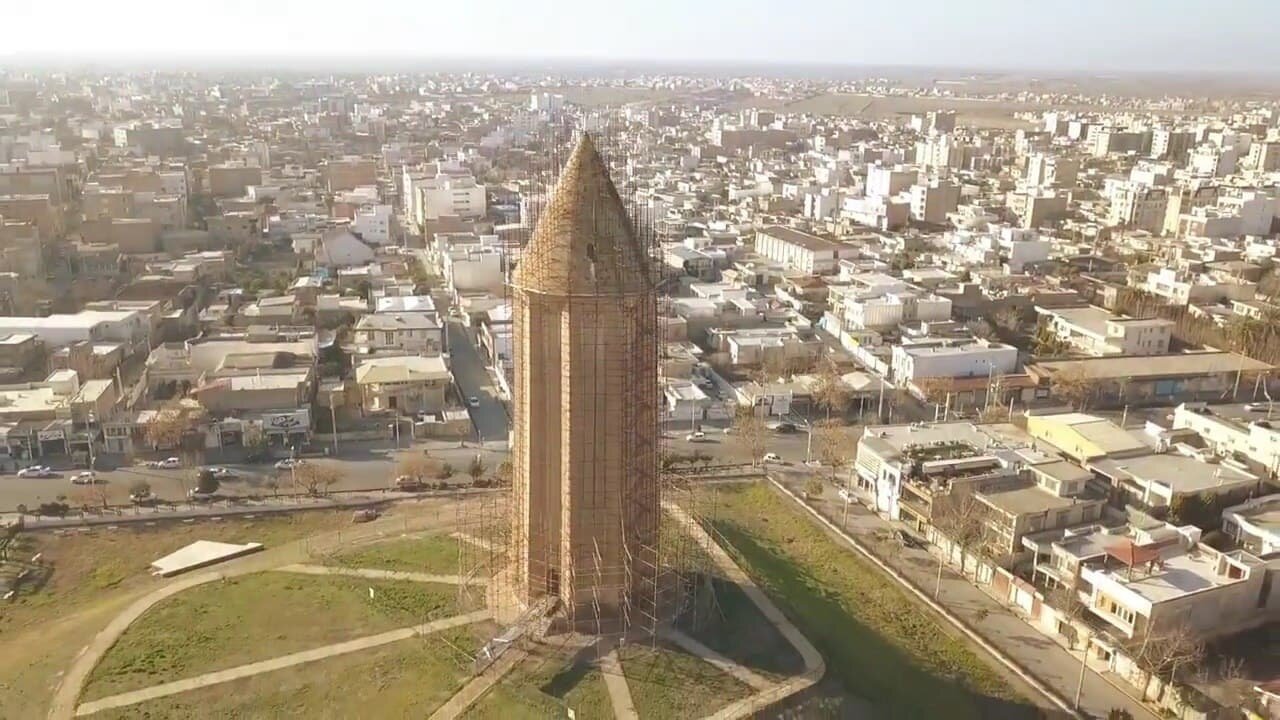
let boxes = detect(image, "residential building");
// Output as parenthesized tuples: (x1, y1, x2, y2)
(1223, 495, 1280, 555)
(1037, 306, 1173, 356)
(353, 312, 443, 356)
(754, 225, 856, 275)
(354, 355, 451, 414)
(891, 338, 1019, 383)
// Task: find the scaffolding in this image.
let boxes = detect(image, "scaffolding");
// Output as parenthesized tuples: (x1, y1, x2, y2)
(460, 118, 726, 679)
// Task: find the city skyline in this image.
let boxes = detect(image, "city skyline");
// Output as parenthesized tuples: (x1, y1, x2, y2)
(7, 0, 1280, 75)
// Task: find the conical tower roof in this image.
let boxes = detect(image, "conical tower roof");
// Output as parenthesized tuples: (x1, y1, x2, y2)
(513, 134, 651, 296)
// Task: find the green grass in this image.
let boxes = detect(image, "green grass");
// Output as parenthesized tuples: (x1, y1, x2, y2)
(619, 642, 752, 718)
(92, 624, 491, 719)
(328, 534, 463, 574)
(84, 572, 475, 701)
(462, 648, 613, 720)
(692, 483, 1038, 719)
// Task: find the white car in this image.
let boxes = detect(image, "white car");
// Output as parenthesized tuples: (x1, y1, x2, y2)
(149, 457, 181, 470)
(70, 471, 98, 485)
(762, 452, 782, 463)
(467, 396, 481, 408)
(16, 465, 54, 478)
(275, 458, 303, 471)
(205, 466, 236, 479)
(685, 431, 706, 442)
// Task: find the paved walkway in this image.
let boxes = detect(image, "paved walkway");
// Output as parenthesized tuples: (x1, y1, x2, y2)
(273, 564, 485, 586)
(660, 627, 771, 692)
(773, 474, 1161, 720)
(663, 501, 826, 720)
(48, 507, 468, 720)
(75, 610, 490, 717)
(427, 648, 527, 720)
(600, 647, 639, 720)
(451, 531, 494, 551)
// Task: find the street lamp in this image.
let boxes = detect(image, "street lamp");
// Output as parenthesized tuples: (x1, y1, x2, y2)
(328, 389, 339, 456)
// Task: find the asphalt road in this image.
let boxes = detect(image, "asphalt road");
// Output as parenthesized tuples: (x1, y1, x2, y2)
(0, 441, 510, 509)
(446, 319, 510, 444)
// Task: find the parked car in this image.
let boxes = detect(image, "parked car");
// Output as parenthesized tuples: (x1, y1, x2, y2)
(685, 431, 706, 442)
(770, 422, 797, 434)
(205, 466, 236, 479)
(274, 458, 303, 471)
(188, 488, 216, 501)
(70, 471, 98, 485)
(467, 396, 481, 408)
(837, 487, 854, 503)
(17, 465, 55, 478)
(148, 457, 181, 469)
(762, 452, 782, 463)
(351, 508, 380, 523)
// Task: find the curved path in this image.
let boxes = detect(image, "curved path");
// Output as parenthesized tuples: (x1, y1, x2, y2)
(76, 610, 491, 717)
(48, 502, 469, 720)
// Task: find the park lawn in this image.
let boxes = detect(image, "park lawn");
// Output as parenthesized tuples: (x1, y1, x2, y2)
(619, 642, 753, 718)
(693, 483, 1035, 720)
(462, 647, 612, 720)
(329, 533, 462, 574)
(83, 571, 475, 701)
(0, 510, 350, 635)
(92, 623, 492, 720)
(0, 512, 351, 716)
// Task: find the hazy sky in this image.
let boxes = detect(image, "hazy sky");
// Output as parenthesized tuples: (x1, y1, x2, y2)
(8, 0, 1279, 74)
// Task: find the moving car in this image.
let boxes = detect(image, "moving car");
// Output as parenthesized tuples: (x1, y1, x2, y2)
(394, 475, 426, 491)
(188, 488, 216, 502)
(351, 508, 380, 523)
(130, 489, 156, 505)
(770, 422, 797, 434)
(148, 457, 181, 470)
(762, 452, 782, 463)
(16, 465, 55, 478)
(685, 431, 706, 442)
(205, 466, 236, 479)
(70, 471, 98, 485)
(274, 458, 303, 470)
(467, 396, 481, 407)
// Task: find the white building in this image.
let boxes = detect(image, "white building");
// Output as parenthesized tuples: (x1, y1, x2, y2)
(1037, 306, 1173, 357)
(443, 246, 503, 293)
(415, 175, 486, 222)
(890, 339, 1019, 383)
(1109, 183, 1168, 234)
(866, 164, 917, 199)
(351, 204, 394, 245)
(353, 312, 443, 356)
(754, 225, 856, 275)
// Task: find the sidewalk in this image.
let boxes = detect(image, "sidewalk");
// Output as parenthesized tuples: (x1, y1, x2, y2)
(774, 475, 1160, 720)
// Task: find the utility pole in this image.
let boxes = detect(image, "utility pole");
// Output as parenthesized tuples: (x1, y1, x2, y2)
(329, 390, 340, 456)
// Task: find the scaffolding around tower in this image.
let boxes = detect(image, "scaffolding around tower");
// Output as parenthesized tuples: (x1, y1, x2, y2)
(462, 121, 705, 642)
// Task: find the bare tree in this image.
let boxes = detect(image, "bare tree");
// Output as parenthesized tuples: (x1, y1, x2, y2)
(396, 455, 439, 482)
(1050, 366, 1098, 410)
(731, 407, 768, 466)
(467, 455, 486, 484)
(812, 359, 851, 422)
(1126, 622, 1206, 705)
(814, 420, 853, 484)
(144, 402, 195, 453)
(932, 491, 991, 577)
(294, 461, 343, 496)
(914, 377, 952, 421)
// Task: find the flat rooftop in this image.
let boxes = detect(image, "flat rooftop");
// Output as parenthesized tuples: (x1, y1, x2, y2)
(1091, 453, 1256, 495)
(980, 483, 1078, 516)
(759, 225, 843, 253)
(1029, 352, 1271, 380)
